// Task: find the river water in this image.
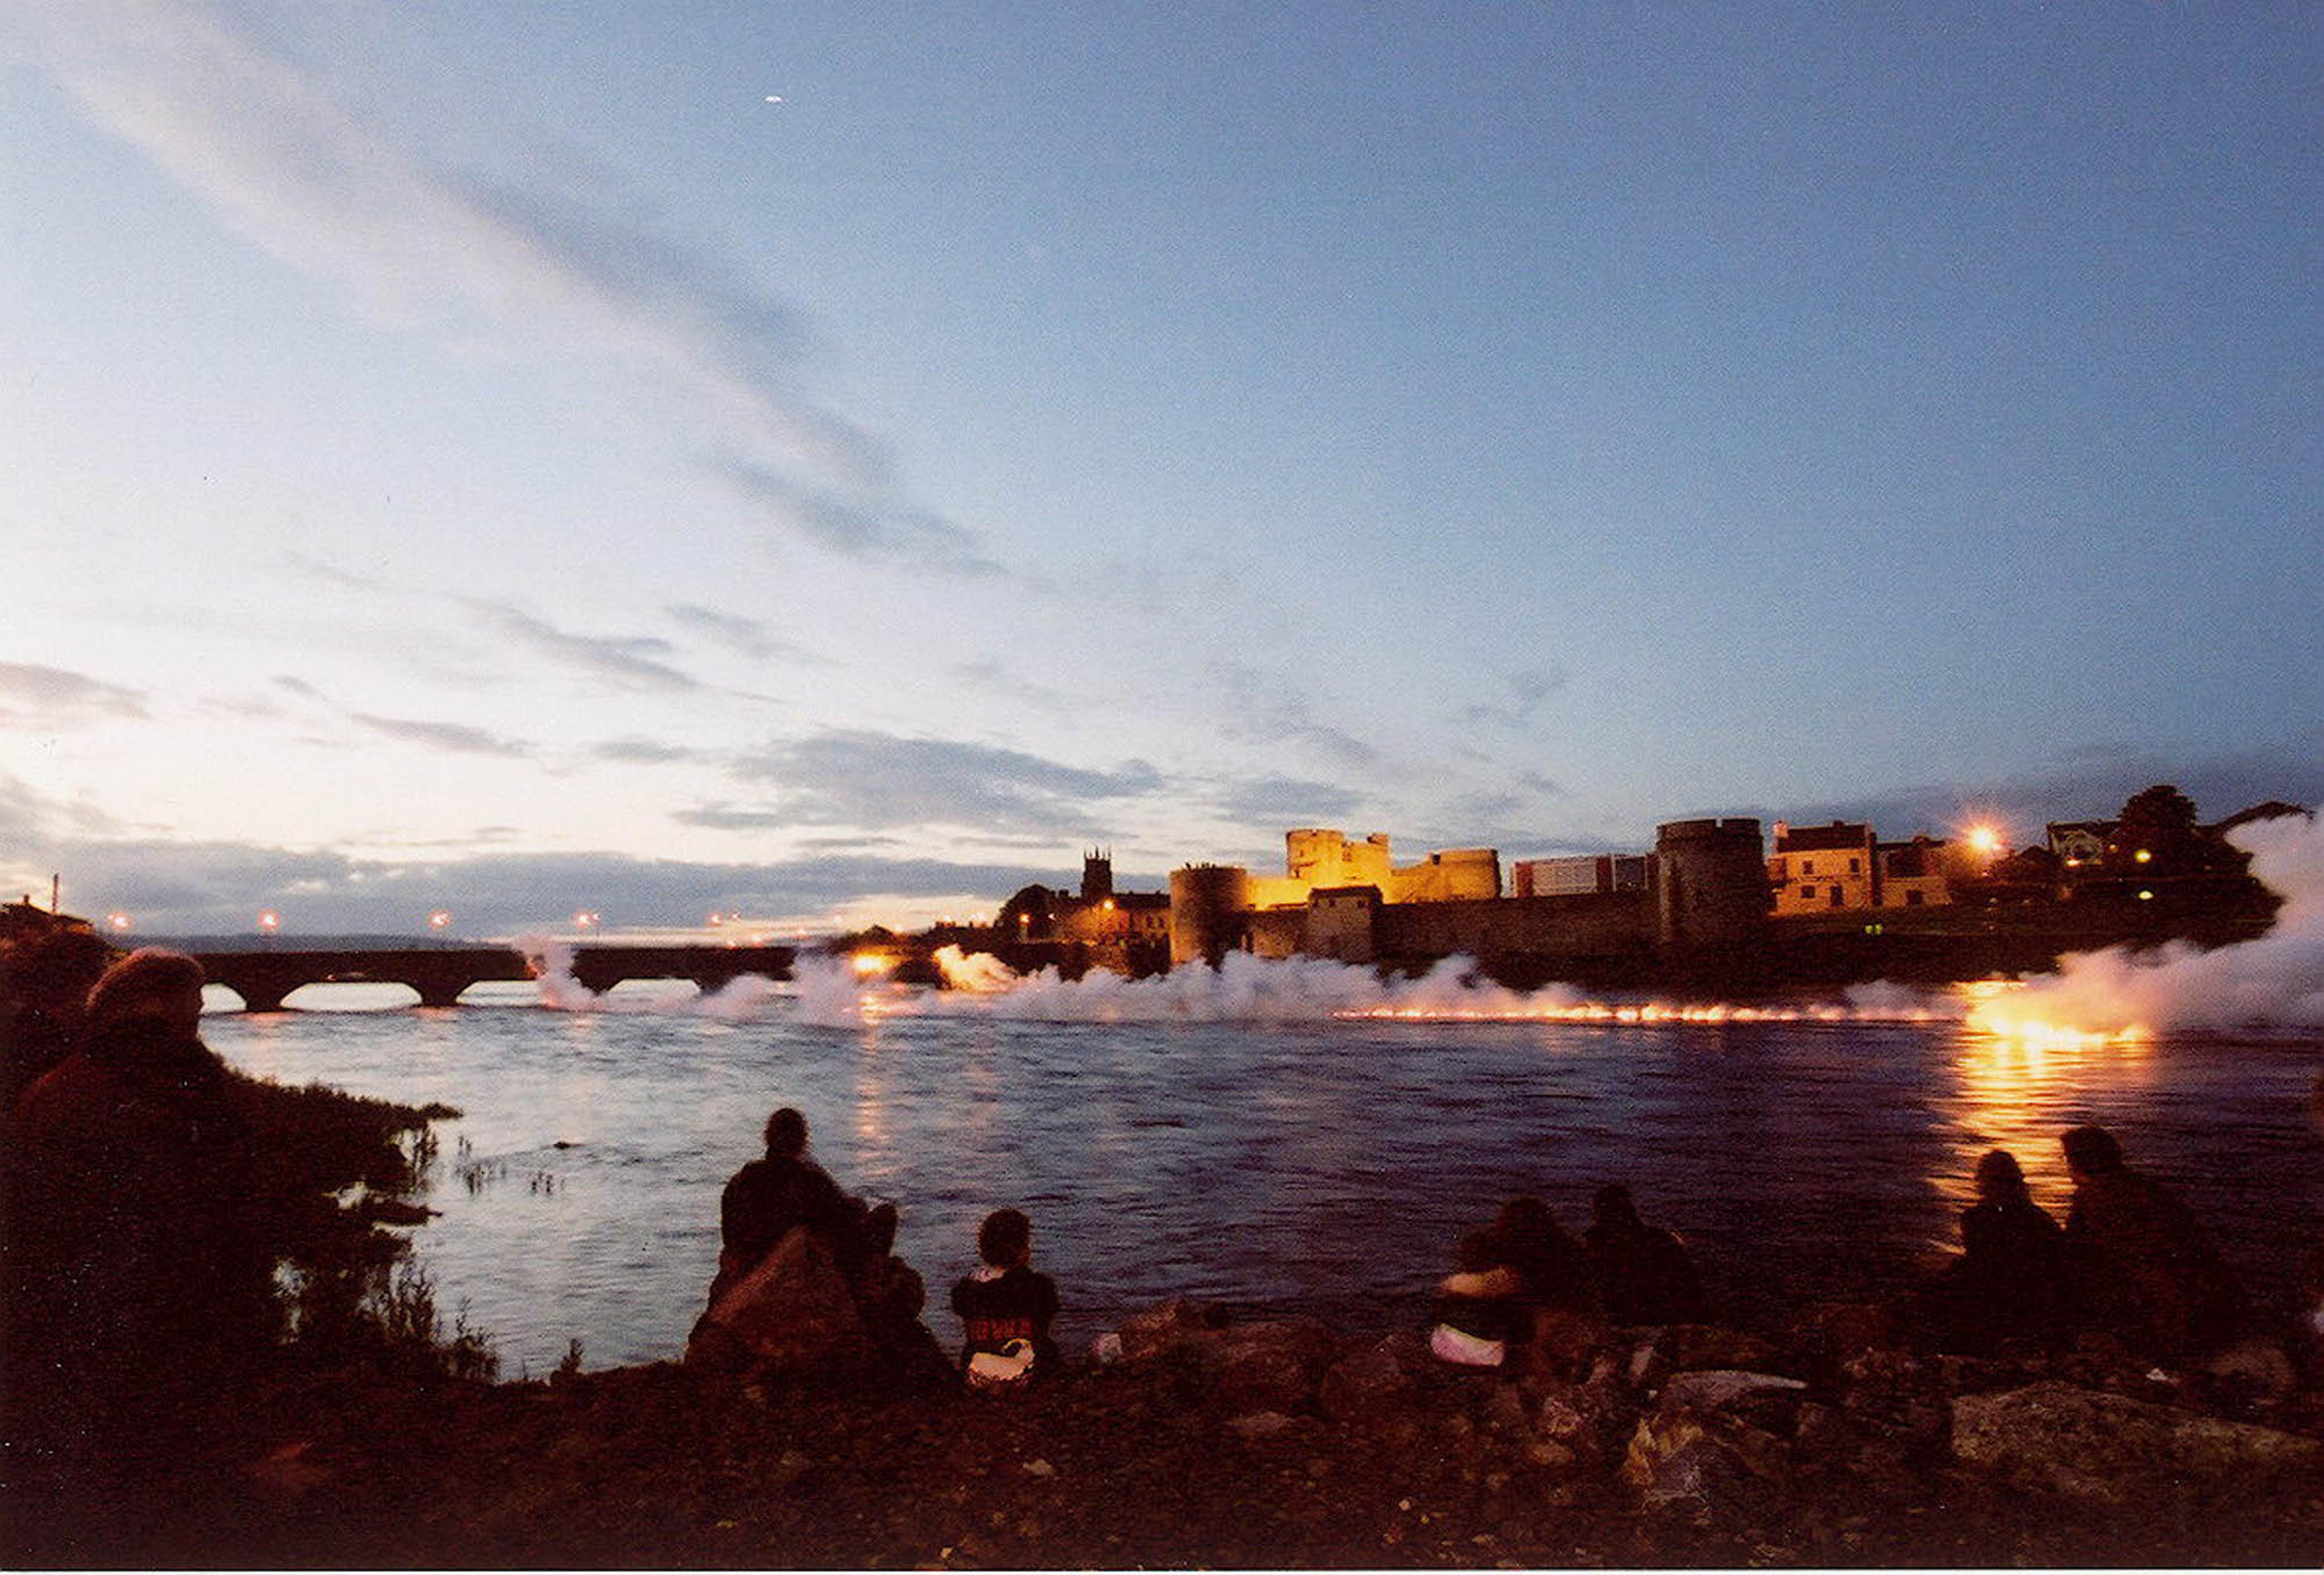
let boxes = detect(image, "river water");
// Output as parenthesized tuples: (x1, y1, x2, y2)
(201, 962, 2323, 1379)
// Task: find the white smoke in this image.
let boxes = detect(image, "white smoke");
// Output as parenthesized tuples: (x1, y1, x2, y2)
(1971, 807, 2324, 1037)
(514, 933, 596, 1011)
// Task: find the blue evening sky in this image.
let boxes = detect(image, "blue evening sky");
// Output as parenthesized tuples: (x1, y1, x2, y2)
(3, 1, 2317, 933)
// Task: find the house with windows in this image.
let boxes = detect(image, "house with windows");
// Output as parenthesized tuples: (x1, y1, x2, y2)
(1768, 820, 1879, 915)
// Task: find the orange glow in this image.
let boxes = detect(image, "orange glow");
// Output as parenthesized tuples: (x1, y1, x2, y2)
(1965, 825, 2003, 859)
(428, 910, 451, 929)
(106, 911, 131, 932)
(573, 910, 599, 929)
(851, 952, 896, 978)
(257, 910, 280, 932)
(1961, 979, 2149, 1051)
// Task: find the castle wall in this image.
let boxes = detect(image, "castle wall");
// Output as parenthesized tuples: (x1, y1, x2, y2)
(1388, 847, 1501, 903)
(1374, 892, 1655, 961)
(1655, 818, 1771, 951)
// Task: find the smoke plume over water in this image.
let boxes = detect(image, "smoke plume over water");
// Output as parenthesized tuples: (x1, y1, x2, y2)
(517, 808, 2320, 1039)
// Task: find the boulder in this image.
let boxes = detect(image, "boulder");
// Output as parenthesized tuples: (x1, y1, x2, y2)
(1669, 1324, 1782, 1373)
(1658, 1369, 1808, 1416)
(1951, 1380, 2324, 1504)
(684, 1226, 872, 1373)
(1109, 1298, 1230, 1360)
(1620, 1407, 1791, 1527)
(1204, 1319, 1341, 1411)
(2205, 1337, 2299, 1404)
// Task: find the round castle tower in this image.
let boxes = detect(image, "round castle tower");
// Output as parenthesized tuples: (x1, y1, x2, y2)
(1653, 818, 1770, 952)
(1169, 864, 1251, 967)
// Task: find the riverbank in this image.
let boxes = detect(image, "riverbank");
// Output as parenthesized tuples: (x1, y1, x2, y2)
(13, 1295, 2322, 1567)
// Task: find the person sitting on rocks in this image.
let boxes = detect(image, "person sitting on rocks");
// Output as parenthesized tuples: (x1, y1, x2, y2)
(1919, 1148, 2078, 1353)
(1430, 1229, 1529, 1369)
(2061, 1123, 2245, 1361)
(1584, 1183, 1709, 1327)
(951, 1207, 1060, 1387)
(711, 1106, 890, 1304)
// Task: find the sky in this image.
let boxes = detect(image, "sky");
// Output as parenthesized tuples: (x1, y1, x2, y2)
(3, 0, 2318, 938)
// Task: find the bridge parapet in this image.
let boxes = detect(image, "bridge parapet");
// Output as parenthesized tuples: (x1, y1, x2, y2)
(192, 943, 796, 1011)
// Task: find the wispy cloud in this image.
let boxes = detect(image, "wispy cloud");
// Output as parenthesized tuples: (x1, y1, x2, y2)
(1205, 662, 1377, 769)
(664, 603, 832, 667)
(730, 729, 1164, 837)
(591, 737, 714, 767)
(948, 658, 1075, 715)
(1457, 668, 1571, 729)
(711, 456, 1003, 577)
(350, 712, 534, 758)
(460, 600, 703, 693)
(28, 0, 977, 571)
(1212, 775, 1368, 828)
(0, 662, 151, 726)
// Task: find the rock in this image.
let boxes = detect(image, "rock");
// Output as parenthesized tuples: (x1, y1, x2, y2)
(1109, 1298, 1230, 1360)
(1525, 1306, 1611, 1375)
(1620, 1409, 1790, 1527)
(1658, 1370, 1808, 1416)
(1318, 1338, 1420, 1424)
(1224, 1410, 1301, 1441)
(1951, 1380, 2324, 1504)
(1204, 1320, 1341, 1411)
(1669, 1325, 1781, 1373)
(684, 1227, 872, 1373)
(2205, 1337, 2299, 1403)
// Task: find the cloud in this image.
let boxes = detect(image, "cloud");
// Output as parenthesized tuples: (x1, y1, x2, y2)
(730, 729, 1164, 837)
(350, 713, 534, 758)
(460, 600, 704, 693)
(23, 0, 900, 488)
(1774, 741, 2324, 848)
(0, 662, 151, 726)
(1212, 775, 1368, 827)
(948, 659, 1075, 715)
(13, 833, 1076, 935)
(591, 737, 713, 767)
(664, 603, 832, 667)
(1205, 662, 1378, 769)
(672, 804, 792, 832)
(1457, 667, 1571, 729)
(711, 456, 1003, 577)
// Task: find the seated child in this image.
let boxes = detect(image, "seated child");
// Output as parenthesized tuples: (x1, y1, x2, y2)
(1431, 1228, 1529, 1368)
(950, 1207, 1061, 1387)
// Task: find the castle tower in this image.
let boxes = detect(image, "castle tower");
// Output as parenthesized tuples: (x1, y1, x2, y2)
(1169, 864, 1251, 967)
(1081, 848, 1114, 904)
(1654, 818, 1771, 953)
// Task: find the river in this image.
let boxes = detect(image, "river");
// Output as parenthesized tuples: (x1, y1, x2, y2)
(202, 961, 2323, 1379)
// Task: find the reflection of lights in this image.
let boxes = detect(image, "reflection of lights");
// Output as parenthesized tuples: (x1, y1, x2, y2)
(2138, 889, 2155, 902)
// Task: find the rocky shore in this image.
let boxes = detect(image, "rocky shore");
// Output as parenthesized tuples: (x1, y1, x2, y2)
(17, 1295, 2322, 1568)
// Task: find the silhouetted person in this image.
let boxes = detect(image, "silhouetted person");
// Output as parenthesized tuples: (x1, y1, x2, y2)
(951, 1207, 1060, 1386)
(1584, 1183, 1709, 1326)
(2061, 1123, 2244, 1360)
(712, 1106, 889, 1303)
(1920, 1149, 2078, 1353)
(0, 923, 117, 1105)
(4, 949, 275, 1527)
(1494, 1195, 1599, 1316)
(1430, 1228, 1529, 1368)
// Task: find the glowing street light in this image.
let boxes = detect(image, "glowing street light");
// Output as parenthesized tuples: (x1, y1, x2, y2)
(428, 910, 453, 931)
(573, 910, 599, 930)
(106, 912, 132, 933)
(1965, 826, 2004, 861)
(257, 910, 281, 935)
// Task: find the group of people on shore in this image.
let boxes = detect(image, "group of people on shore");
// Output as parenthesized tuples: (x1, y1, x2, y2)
(4, 945, 2314, 1429)
(695, 1099, 2286, 1395)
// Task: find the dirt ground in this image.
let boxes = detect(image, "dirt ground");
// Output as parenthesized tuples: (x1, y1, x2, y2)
(10, 1335, 2322, 1570)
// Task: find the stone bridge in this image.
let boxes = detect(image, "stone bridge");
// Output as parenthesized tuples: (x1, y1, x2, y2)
(191, 944, 796, 1012)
